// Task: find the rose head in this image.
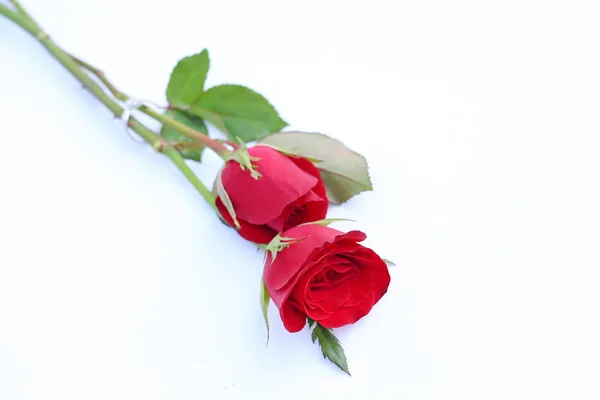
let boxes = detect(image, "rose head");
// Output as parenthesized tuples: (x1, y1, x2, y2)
(264, 224, 391, 332)
(215, 145, 328, 244)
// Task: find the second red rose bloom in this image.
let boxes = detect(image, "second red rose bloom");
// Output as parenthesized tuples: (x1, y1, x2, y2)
(263, 224, 391, 333)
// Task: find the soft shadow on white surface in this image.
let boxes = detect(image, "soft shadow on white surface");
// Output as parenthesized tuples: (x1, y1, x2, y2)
(1, 0, 599, 399)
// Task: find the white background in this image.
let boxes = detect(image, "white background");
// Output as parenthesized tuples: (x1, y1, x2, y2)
(1, 0, 599, 399)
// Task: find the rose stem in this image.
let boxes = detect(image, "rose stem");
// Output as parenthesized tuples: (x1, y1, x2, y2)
(0, 2, 218, 212)
(68, 54, 232, 159)
(7, 1, 230, 160)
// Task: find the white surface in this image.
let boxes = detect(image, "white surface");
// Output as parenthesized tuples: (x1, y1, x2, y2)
(1, 0, 600, 399)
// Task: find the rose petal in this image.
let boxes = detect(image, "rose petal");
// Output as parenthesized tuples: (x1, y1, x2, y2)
(307, 260, 357, 302)
(215, 197, 277, 244)
(345, 249, 391, 305)
(317, 246, 391, 329)
(308, 270, 359, 310)
(319, 292, 376, 329)
(341, 273, 371, 308)
(279, 297, 308, 333)
(266, 189, 327, 232)
(287, 155, 328, 202)
(221, 146, 318, 225)
(304, 297, 333, 320)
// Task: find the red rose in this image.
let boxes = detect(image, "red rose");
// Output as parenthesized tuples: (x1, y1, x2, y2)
(263, 224, 391, 332)
(215, 145, 328, 244)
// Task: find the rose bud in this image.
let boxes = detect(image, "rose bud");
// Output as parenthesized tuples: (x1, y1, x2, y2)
(263, 224, 391, 332)
(215, 145, 328, 244)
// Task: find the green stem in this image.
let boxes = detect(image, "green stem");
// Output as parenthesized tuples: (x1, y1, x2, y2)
(0, 2, 218, 212)
(9, 0, 30, 18)
(69, 54, 129, 102)
(143, 105, 230, 159)
(163, 148, 217, 210)
(68, 54, 231, 159)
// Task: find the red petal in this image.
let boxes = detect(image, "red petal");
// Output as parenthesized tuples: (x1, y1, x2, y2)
(279, 299, 307, 333)
(308, 272, 360, 315)
(319, 292, 376, 328)
(317, 247, 391, 328)
(334, 230, 367, 244)
(266, 189, 328, 232)
(215, 197, 277, 244)
(287, 155, 328, 202)
(297, 190, 328, 228)
(348, 250, 391, 305)
(304, 302, 332, 320)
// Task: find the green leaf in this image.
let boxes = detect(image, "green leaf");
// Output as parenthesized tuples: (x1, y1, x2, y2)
(166, 50, 210, 107)
(260, 276, 271, 345)
(160, 109, 208, 162)
(257, 144, 323, 163)
(299, 218, 355, 227)
(258, 132, 372, 204)
(307, 318, 315, 329)
(190, 84, 287, 142)
(311, 323, 350, 376)
(214, 170, 240, 229)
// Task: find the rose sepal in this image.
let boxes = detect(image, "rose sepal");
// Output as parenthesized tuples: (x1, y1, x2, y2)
(264, 232, 308, 263)
(260, 275, 271, 345)
(226, 139, 262, 180)
(212, 168, 240, 229)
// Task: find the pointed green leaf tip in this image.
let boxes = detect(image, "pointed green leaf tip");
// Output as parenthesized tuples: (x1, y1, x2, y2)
(160, 109, 208, 162)
(259, 131, 373, 204)
(189, 84, 287, 143)
(264, 233, 308, 263)
(260, 276, 271, 345)
(166, 50, 210, 107)
(382, 258, 396, 266)
(310, 323, 350, 376)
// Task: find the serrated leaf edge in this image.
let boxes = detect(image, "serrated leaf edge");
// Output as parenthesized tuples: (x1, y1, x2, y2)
(255, 144, 324, 163)
(190, 84, 288, 141)
(310, 324, 351, 376)
(166, 50, 210, 106)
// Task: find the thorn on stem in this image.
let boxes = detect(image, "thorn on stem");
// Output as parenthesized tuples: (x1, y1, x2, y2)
(153, 140, 170, 153)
